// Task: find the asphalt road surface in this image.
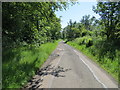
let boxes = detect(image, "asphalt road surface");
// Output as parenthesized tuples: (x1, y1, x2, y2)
(25, 41, 118, 88)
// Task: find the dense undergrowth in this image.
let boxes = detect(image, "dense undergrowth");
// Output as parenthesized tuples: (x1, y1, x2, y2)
(67, 38, 119, 83)
(3, 41, 59, 88)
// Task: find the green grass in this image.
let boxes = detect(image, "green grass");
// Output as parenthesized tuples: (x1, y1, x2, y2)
(3, 40, 59, 88)
(67, 41, 119, 83)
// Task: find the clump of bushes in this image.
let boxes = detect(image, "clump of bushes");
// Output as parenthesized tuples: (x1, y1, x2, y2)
(74, 36, 93, 47)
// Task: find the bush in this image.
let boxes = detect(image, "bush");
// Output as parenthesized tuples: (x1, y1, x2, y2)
(74, 36, 93, 47)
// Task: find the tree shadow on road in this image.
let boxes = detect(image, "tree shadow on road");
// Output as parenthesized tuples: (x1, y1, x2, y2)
(24, 64, 71, 89)
(37, 65, 71, 77)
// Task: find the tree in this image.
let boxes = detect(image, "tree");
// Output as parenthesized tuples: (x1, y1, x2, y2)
(63, 20, 81, 41)
(80, 15, 91, 30)
(2, 2, 72, 48)
(93, 2, 120, 41)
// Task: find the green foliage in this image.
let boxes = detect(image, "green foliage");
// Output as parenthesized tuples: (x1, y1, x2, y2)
(63, 20, 81, 41)
(2, 2, 69, 48)
(80, 15, 96, 30)
(93, 2, 120, 41)
(74, 36, 93, 47)
(3, 41, 59, 88)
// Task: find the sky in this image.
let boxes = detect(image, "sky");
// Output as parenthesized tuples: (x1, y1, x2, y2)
(55, 2, 100, 28)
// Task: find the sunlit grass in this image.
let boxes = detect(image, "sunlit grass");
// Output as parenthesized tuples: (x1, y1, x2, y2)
(3, 41, 59, 88)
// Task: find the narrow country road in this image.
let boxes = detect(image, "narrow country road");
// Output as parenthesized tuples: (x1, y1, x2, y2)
(25, 41, 118, 88)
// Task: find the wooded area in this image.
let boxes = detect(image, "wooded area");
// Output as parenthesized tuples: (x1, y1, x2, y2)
(63, 2, 120, 45)
(2, 2, 120, 88)
(3, 2, 73, 48)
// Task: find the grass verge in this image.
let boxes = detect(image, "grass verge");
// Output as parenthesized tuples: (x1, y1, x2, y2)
(3, 40, 59, 88)
(67, 41, 119, 83)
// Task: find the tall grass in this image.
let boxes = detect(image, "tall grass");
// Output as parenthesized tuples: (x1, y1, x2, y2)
(67, 41, 119, 82)
(3, 41, 59, 88)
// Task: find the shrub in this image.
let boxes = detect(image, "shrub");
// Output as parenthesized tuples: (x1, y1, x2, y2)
(74, 36, 93, 47)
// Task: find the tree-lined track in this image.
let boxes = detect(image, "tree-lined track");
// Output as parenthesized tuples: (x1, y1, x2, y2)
(2, 2, 119, 88)
(25, 41, 118, 88)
